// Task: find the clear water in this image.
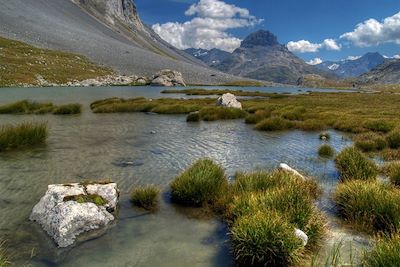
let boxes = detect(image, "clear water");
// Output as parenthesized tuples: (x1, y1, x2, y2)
(0, 86, 362, 266)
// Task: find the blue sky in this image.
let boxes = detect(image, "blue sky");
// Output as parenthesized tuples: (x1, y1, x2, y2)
(136, 0, 400, 63)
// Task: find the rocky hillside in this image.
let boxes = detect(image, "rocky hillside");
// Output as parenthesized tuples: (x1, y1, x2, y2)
(0, 0, 241, 85)
(184, 48, 231, 66)
(359, 59, 400, 84)
(316, 52, 386, 78)
(191, 30, 322, 84)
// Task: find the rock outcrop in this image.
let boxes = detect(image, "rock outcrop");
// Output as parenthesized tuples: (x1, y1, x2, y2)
(30, 182, 119, 247)
(216, 93, 242, 109)
(150, 69, 186, 87)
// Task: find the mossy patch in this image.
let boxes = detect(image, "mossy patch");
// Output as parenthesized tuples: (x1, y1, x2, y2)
(63, 194, 108, 206)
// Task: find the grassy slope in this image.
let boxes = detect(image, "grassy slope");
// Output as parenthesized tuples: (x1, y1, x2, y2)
(0, 37, 113, 87)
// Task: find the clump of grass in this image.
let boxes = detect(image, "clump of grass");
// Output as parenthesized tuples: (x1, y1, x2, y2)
(354, 132, 387, 152)
(363, 120, 394, 133)
(295, 119, 326, 131)
(63, 194, 108, 206)
(220, 80, 265, 87)
(319, 132, 330, 141)
(198, 107, 247, 121)
(334, 180, 400, 233)
(334, 147, 378, 181)
(282, 107, 306, 121)
(383, 162, 400, 186)
(0, 122, 48, 152)
(230, 211, 303, 267)
(52, 104, 82, 115)
(131, 185, 160, 210)
(170, 158, 227, 206)
(255, 117, 293, 131)
(386, 130, 400, 149)
(0, 241, 9, 267)
(245, 109, 270, 124)
(0, 100, 54, 114)
(364, 234, 400, 266)
(318, 144, 334, 158)
(186, 112, 200, 122)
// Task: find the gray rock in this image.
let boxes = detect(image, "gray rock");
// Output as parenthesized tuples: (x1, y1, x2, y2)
(30, 183, 118, 247)
(294, 228, 308, 246)
(216, 93, 242, 109)
(279, 163, 305, 180)
(151, 69, 186, 87)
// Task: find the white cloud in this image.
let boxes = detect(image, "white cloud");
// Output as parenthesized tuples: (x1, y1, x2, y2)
(306, 58, 323, 65)
(152, 0, 262, 52)
(287, 39, 341, 53)
(340, 11, 400, 47)
(346, 55, 361, 61)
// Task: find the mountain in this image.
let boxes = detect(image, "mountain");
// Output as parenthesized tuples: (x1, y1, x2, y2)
(195, 30, 322, 84)
(316, 52, 386, 78)
(0, 0, 241, 85)
(184, 48, 231, 66)
(359, 59, 400, 84)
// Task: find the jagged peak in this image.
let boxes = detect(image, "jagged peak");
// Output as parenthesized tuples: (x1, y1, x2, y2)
(240, 30, 279, 48)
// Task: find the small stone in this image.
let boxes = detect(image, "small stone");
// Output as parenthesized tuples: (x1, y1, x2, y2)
(216, 93, 242, 109)
(279, 163, 305, 180)
(294, 228, 308, 246)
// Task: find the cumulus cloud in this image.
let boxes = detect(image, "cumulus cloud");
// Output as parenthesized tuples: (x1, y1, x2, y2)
(152, 0, 262, 52)
(340, 11, 400, 47)
(287, 39, 341, 53)
(306, 58, 323, 65)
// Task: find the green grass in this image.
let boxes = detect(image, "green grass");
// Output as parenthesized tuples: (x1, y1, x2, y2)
(363, 120, 394, 133)
(63, 194, 108, 206)
(318, 144, 334, 158)
(131, 185, 160, 210)
(198, 107, 247, 121)
(230, 211, 303, 267)
(52, 104, 82, 115)
(354, 132, 387, 152)
(255, 117, 293, 131)
(186, 112, 200, 122)
(334, 147, 378, 181)
(0, 36, 112, 87)
(0, 122, 48, 152)
(0, 241, 8, 267)
(383, 162, 400, 186)
(282, 107, 306, 121)
(364, 234, 400, 267)
(386, 130, 400, 149)
(334, 180, 400, 233)
(245, 109, 271, 124)
(0, 100, 82, 115)
(219, 80, 265, 87)
(170, 158, 227, 207)
(162, 88, 275, 97)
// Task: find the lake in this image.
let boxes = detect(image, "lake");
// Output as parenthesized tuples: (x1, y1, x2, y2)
(0, 86, 363, 266)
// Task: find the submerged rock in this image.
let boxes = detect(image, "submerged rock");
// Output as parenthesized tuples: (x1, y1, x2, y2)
(294, 228, 308, 246)
(216, 93, 242, 109)
(30, 182, 118, 248)
(279, 163, 305, 180)
(150, 69, 186, 87)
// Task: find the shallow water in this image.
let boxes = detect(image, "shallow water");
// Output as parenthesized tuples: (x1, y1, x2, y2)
(0, 86, 362, 266)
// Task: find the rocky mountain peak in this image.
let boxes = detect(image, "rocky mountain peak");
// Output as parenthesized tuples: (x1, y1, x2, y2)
(240, 30, 279, 48)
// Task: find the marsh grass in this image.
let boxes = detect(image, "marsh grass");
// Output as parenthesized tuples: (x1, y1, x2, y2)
(230, 211, 303, 267)
(364, 234, 400, 266)
(255, 117, 293, 131)
(186, 112, 200, 122)
(282, 107, 307, 121)
(334, 180, 400, 233)
(386, 130, 400, 149)
(52, 104, 82, 115)
(363, 120, 394, 133)
(383, 162, 400, 186)
(334, 147, 378, 181)
(354, 132, 387, 152)
(130, 185, 160, 210)
(0, 100, 82, 115)
(170, 159, 227, 206)
(63, 194, 108, 206)
(245, 109, 271, 124)
(0, 122, 48, 152)
(198, 107, 247, 121)
(0, 241, 9, 267)
(318, 144, 334, 158)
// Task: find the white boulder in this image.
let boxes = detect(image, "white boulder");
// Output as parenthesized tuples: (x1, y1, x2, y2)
(150, 69, 186, 87)
(30, 182, 118, 247)
(294, 228, 308, 246)
(279, 163, 305, 180)
(216, 93, 242, 109)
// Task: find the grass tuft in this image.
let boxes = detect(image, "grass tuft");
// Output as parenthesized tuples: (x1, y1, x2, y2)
(198, 107, 247, 121)
(318, 144, 335, 158)
(52, 104, 82, 115)
(383, 162, 400, 186)
(186, 112, 200, 122)
(386, 130, 400, 149)
(364, 234, 400, 266)
(334, 147, 378, 181)
(334, 180, 400, 233)
(0, 100, 81, 115)
(255, 117, 293, 131)
(363, 120, 394, 133)
(0, 122, 48, 152)
(131, 185, 160, 210)
(170, 159, 227, 207)
(354, 132, 387, 152)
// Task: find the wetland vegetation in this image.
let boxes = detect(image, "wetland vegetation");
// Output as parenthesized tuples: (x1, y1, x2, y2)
(0, 100, 81, 115)
(130, 185, 160, 210)
(0, 122, 48, 152)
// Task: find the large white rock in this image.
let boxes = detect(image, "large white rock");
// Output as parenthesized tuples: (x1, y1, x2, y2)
(279, 163, 305, 180)
(150, 69, 186, 87)
(216, 93, 242, 109)
(30, 183, 118, 248)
